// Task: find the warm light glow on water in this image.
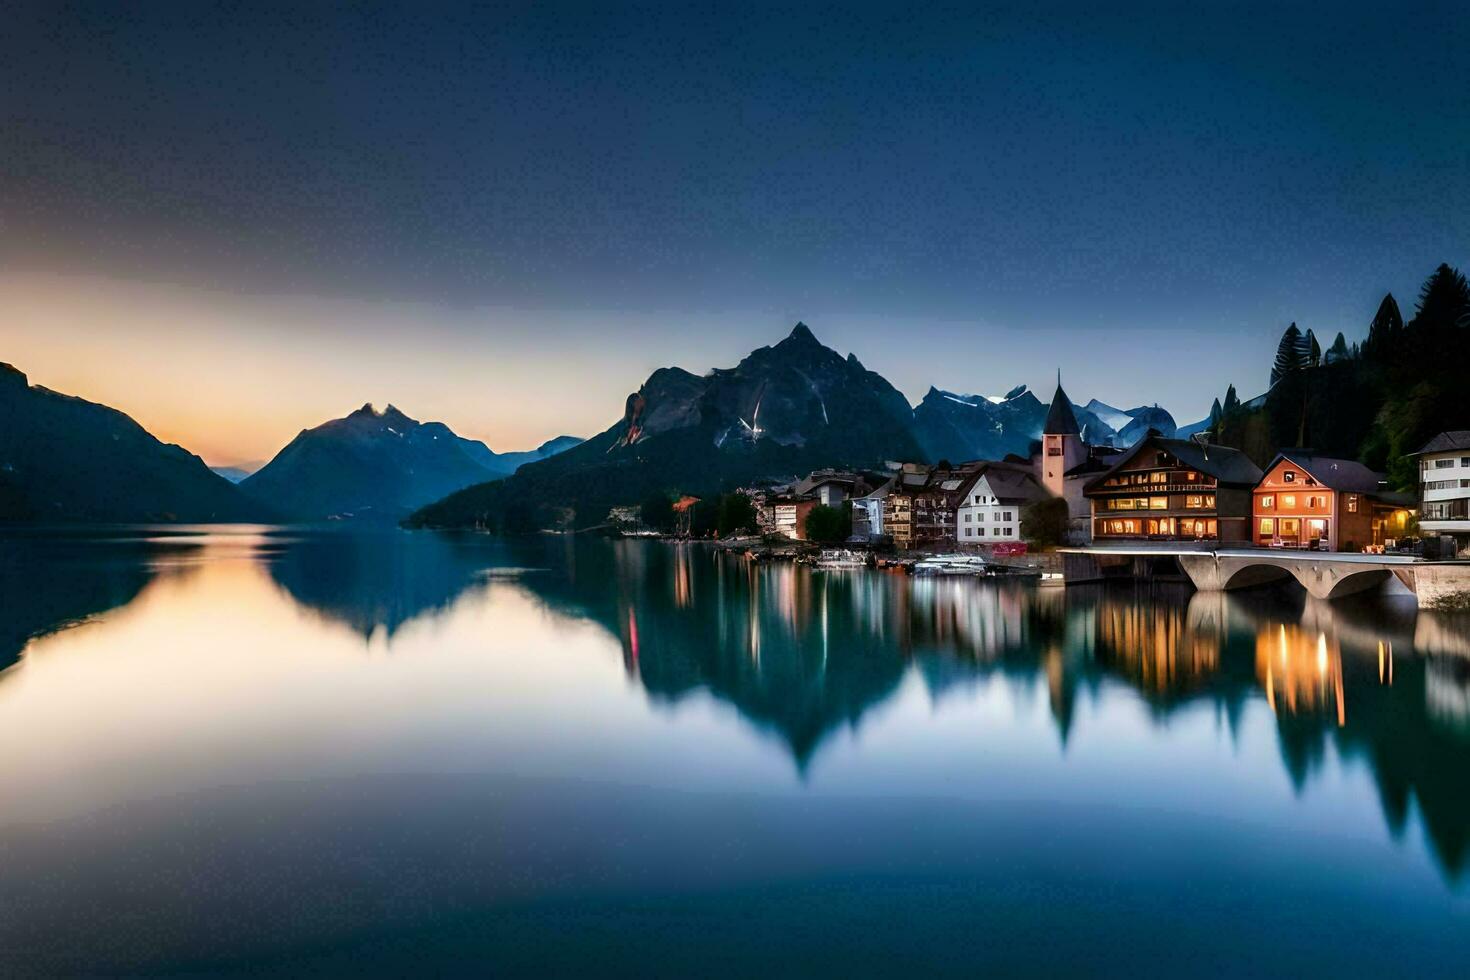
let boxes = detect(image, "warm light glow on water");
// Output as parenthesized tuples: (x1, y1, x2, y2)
(1, 529, 1468, 974)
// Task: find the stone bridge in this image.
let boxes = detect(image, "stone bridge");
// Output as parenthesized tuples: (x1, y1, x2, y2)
(1059, 546, 1470, 608)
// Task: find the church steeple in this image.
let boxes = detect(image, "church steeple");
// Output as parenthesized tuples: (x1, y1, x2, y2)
(1043, 377, 1081, 436)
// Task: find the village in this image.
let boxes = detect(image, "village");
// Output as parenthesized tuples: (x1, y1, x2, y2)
(622, 382, 1470, 584)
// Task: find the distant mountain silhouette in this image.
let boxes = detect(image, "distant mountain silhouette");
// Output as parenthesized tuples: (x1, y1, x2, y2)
(911, 385, 1046, 461)
(0, 363, 269, 523)
(408, 324, 923, 530)
(240, 404, 580, 523)
(209, 463, 262, 483)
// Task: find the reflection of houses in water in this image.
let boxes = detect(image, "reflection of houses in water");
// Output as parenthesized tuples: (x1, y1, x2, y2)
(1426, 659, 1470, 735)
(1257, 623, 1345, 727)
(1094, 595, 1222, 697)
(1414, 612, 1470, 659)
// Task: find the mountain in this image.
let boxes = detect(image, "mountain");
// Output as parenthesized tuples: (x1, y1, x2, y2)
(1117, 405, 1178, 443)
(1081, 398, 1134, 432)
(240, 405, 577, 522)
(408, 324, 924, 530)
(469, 434, 584, 476)
(210, 462, 263, 483)
(0, 362, 269, 523)
(911, 385, 1047, 461)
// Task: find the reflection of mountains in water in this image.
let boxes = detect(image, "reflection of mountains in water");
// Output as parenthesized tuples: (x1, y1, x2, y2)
(512, 543, 1470, 880)
(260, 530, 518, 640)
(0, 530, 204, 671)
(3, 531, 1468, 880)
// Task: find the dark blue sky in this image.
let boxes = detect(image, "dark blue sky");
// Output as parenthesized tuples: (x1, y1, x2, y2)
(2, 1, 1467, 452)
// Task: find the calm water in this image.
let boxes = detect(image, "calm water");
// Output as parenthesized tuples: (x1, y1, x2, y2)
(2, 528, 1469, 976)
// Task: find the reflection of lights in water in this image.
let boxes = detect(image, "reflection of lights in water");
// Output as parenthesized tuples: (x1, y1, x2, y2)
(1257, 623, 1345, 726)
(1377, 640, 1393, 685)
(1094, 601, 1218, 694)
(672, 546, 692, 609)
(626, 608, 640, 674)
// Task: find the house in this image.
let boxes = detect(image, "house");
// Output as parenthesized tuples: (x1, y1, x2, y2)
(851, 481, 891, 541)
(1411, 431, 1470, 549)
(768, 495, 819, 540)
(1084, 434, 1263, 543)
(882, 462, 982, 551)
(1251, 452, 1411, 551)
(955, 463, 1048, 545)
(793, 469, 868, 507)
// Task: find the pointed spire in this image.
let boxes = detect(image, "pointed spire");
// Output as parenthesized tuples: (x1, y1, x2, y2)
(1044, 381, 1081, 436)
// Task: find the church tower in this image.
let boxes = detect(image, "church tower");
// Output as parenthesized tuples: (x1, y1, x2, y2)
(1040, 375, 1086, 502)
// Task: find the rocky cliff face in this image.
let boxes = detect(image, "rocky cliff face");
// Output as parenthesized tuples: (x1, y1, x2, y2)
(409, 324, 924, 530)
(612, 324, 915, 458)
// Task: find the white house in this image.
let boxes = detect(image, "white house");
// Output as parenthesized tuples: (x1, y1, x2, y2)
(1413, 431, 1470, 547)
(955, 465, 1047, 544)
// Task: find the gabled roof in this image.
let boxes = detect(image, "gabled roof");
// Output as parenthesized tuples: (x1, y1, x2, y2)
(1264, 452, 1385, 494)
(1043, 384, 1081, 436)
(977, 467, 1049, 505)
(1410, 431, 1470, 456)
(1084, 435, 1263, 493)
(953, 460, 1048, 505)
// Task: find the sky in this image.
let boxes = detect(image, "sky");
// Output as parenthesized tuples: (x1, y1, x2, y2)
(1, 2, 1466, 464)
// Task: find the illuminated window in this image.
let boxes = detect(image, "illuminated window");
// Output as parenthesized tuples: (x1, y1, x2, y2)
(1260, 495, 1274, 509)
(1150, 472, 1167, 484)
(1282, 495, 1296, 508)
(1346, 495, 1358, 513)
(1149, 497, 1167, 510)
(1260, 518, 1275, 536)
(1115, 498, 1135, 510)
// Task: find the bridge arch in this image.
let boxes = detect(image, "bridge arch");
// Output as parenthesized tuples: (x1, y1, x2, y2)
(1219, 562, 1294, 592)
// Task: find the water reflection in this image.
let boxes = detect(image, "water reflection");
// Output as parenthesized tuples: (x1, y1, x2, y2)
(2, 530, 1469, 885)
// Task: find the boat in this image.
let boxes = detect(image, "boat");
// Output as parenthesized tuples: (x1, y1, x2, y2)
(815, 548, 870, 569)
(912, 554, 990, 576)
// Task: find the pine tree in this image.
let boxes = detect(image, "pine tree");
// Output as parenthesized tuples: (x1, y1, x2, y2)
(1361, 293, 1402, 361)
(1306, 329, 1321, 367)
(1324, 332, 1349, 363)
(1223, 384, 1240, 413)
(1414, 263, 1470, 330)
(1270, 323, 1312, 385)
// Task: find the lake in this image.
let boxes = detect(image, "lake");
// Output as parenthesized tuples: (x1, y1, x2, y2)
(2, 527, 1468, 976)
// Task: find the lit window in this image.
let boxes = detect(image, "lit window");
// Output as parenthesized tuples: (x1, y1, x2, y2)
(1346, 495, 1358, 513)
(1150, 497, 1167, 510)
(1282, 495, 1296, 508)
(1260, 495, 1274, 509)
(1259, 518, 1274, 536)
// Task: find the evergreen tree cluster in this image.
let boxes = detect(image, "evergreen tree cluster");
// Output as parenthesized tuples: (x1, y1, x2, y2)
(1208, 263, 1470, 491)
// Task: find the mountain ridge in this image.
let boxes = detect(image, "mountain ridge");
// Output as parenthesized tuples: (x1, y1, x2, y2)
(0, 362, 270, 523)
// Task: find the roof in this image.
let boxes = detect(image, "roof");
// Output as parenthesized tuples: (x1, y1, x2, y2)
(977, 467, 1049, 505)
(1084, 435, 1263, 493)
(1410, 431, 1470, 456)
(1264, 452, 1385, 494)
(1043, 384, 1081, 436)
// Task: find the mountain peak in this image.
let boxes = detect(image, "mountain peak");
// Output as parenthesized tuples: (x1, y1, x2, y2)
(778, 321, 821, 349)
(0, 362, 28, 389)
